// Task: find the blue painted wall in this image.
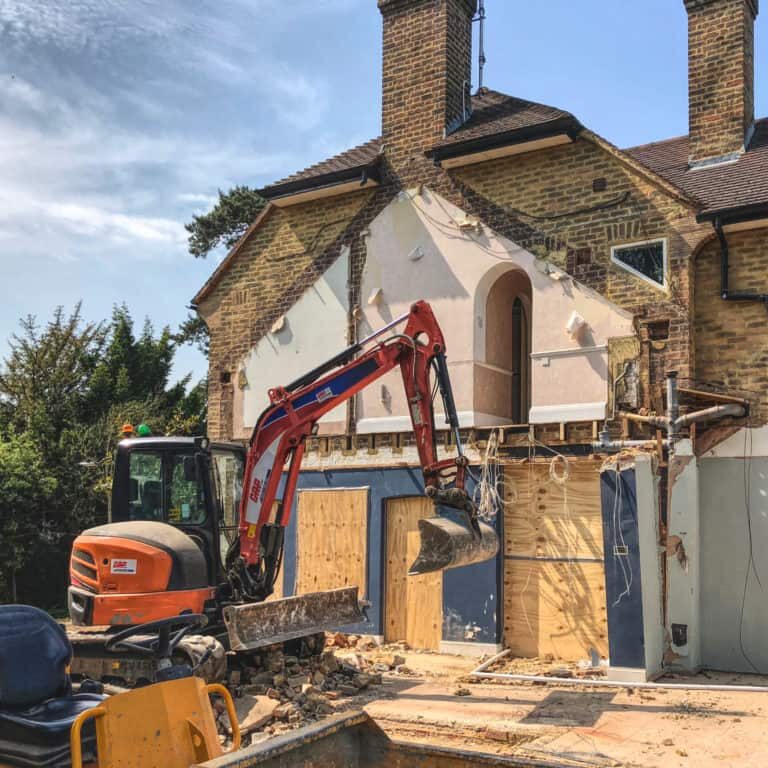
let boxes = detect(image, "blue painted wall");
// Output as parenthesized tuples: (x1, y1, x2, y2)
(277, 467, 501, 643)
(600, 467, 645, 668)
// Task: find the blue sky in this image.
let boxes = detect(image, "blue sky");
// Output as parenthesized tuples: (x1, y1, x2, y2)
(1, 0, 766, 385)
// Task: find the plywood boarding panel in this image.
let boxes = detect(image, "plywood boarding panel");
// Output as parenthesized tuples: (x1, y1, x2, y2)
(503, 460, 605, 561)
(385, 497, 442, 650)
(295, 489, 368, 597)
(503, 459, 608, 660)
(503, 559, 608, 660)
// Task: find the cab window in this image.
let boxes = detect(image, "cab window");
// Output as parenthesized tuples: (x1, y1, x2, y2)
(128, 451, 163, 521)
(167, 453, 206, 524)
(212, 449, 244, 562)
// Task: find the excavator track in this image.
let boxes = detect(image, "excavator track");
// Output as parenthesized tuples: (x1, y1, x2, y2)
(68, 627, 227, 686)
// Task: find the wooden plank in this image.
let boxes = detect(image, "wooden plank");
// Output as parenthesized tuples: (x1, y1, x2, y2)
(503, 559, 608, 660)
(502, 459, 608, 661)
(503, 460, 605, 561)
(385, 497, 442, 650)
(295, 489, 368, 597)
(678, 386, 749, 407)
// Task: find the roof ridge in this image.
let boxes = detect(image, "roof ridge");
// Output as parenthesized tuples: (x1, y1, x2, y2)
(473, 87, 571, 116)
(624, 133, 689, 153)
(288, 137, 382, 176)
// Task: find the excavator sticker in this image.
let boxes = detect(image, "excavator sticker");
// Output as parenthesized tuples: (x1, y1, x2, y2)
(110, 559, 137, 575)
(249, 472, 271, 504)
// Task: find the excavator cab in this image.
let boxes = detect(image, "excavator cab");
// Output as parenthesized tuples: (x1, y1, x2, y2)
(68, 438, 245, 629)
(110, 437, 246, 582)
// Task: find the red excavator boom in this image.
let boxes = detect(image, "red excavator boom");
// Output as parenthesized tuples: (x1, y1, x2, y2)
(226, 300, 498, 603)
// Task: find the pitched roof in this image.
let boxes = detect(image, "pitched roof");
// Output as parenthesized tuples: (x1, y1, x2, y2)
(625, 118, 768, 220)
(258, 90, 579, 198)
(259, 138, 383, 199)
(436, 88, 579, 149)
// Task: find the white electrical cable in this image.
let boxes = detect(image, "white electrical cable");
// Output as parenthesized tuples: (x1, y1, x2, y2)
(610, 463, 633, 607)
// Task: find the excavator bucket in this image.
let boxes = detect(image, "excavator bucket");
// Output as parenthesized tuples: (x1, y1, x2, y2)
(408, 514, 499, 576)
(223, 587, 365, 652)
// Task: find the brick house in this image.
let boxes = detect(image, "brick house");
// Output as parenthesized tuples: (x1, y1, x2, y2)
(193, 0, 768, 677)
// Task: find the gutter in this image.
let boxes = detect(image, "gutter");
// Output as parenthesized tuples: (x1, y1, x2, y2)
(259, 160, 381, 202)
(427, 115, 582, 164)
(697, 201, 768, 226)
(713, 217, 768, 308)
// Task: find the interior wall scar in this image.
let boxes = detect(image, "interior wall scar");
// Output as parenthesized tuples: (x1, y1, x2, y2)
(237, 248, 350, 433)
(357, 188, 635, 431)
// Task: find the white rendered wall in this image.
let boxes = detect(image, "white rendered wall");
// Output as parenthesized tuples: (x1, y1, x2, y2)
(635, 455, 664, 678)
(356, 187, 634, 433)
(236, 248, 349, 433)
(666, 441, 701, 671)
(698, 428, 768, 673)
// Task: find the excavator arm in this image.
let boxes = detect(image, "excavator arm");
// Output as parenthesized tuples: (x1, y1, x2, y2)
(227, 301, 498, 604)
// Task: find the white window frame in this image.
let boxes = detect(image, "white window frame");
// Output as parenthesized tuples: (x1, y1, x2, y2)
(610, 238, 668, 291)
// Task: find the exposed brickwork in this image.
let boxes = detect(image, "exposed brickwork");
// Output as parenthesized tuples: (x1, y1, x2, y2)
(685, 0, 757, 164)
(451, 138, 708, 409)
(694, 226, 768, 423)
(380, 0, 475, 165)
(199, 192, 374, 438)
(198, 0, 768, 442)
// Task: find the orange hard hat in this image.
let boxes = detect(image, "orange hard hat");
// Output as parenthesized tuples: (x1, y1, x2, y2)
(121, 423, 135, 434)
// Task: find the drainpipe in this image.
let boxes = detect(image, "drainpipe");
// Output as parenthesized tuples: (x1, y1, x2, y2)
(666, 372, 680, 440)
(715, 218, 768, 307)
(676, 403, 746, 428)
(616, 371, 747, 448)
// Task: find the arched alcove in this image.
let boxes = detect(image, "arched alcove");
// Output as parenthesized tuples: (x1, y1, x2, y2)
(482, 269, 532, 424)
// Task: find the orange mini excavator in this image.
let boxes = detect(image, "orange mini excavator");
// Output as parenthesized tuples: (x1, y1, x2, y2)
(67, 301, 498, 678)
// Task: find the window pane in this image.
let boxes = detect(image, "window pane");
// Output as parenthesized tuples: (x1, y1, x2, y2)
(613, 241, 665, 286)
(168, 453, 206, 524)
(212, 449, 244, 562)
(129, 451, 163, 521)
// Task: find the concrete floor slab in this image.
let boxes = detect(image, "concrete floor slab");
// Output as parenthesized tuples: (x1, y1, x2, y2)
(363, 671, 768, 766)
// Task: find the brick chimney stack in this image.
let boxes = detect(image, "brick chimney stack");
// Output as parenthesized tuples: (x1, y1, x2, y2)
(379, 0, 477, 165)
(684, 0, 759, 167)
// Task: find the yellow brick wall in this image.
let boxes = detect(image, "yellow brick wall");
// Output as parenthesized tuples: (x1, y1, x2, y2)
(450, 137, 707, 412)
(694, 226, 768, 422)
(199, 190, 373, 439)
(685, 0, 756, 163)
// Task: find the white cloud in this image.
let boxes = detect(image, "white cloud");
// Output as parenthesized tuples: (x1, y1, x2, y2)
(178, 193, 218, 205)
(271, 70, 330, 130)
(45, 203, 186, 243)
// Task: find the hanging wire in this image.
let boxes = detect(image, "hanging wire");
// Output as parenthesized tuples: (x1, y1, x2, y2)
(609, 462, 633, 607)
(738, 427, 765, 674)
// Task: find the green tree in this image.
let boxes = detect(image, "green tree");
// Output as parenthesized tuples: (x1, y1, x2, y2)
(173, 314, 209, 357)
(0, 303, 208, 605)
(0, 433, 58, 601)
(86, 306, 179, 413)
(0, 304, 106, 445)
(185, 185, 266, 259)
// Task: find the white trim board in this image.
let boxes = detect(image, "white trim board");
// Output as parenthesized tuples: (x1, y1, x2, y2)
(271, 178, 379, 207)
(356, 411, 509, 434)
(531, 344, 607, 359)
(439, 134, 572, 169)
(529, 402, 606, 424)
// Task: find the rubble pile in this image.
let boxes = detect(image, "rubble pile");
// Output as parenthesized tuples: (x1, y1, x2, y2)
(216, 633, 412, 743)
